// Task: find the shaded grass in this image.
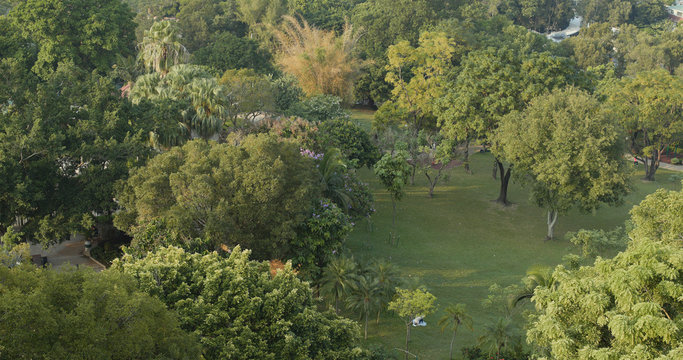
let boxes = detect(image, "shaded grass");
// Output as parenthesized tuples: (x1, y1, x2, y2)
(343, 149, 680, 359)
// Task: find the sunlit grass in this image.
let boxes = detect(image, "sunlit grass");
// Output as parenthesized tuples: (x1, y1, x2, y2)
(341, 118, 680, 358)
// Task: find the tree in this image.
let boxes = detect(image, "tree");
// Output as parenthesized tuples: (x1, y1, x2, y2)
(512, 265, 556, 306)
(351, 0, 436, 60)
(219, 68, 275, 127)
(438, 303, 473, 360)
(577, 0, 668, 26)
(388, 287, 437, 360)
(380, 31, 459, 133)
(9, 0, 136, 78)
(138, 20, 190, 76)
(114, 135, 320, 260)
(130, 64, 230, 141)
(193, 31, 274, 74)
(235, 0, 289, 40)
(0, 63, 149, 244)
(287, 94, 349, 122)
(368, 259, 401, 325)
(495, 87, 631, 239)
(607, 70, 683, 181)
(288, 0, 358, 31)
(112, 245, 364, 359)
(0, 265, 200, 359)
(320, 256, 359, 314)
(527, 185, 683, 359)
(346, 274, 381, 339)
(374, 151, 411, 242)
(316, 119, 380, 169)
(567, 22, 617, 70)
(176, 0, 246, 52)
(497, 0, 574, 33)
(274, 15, 361, 101)
(437, 26, 584, 205)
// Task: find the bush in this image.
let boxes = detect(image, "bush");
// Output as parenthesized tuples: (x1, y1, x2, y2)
(288, 94, 348, 122)
(671, 157, 681, 165)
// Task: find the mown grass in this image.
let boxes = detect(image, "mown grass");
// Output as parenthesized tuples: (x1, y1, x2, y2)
(343, 110, 680, 359)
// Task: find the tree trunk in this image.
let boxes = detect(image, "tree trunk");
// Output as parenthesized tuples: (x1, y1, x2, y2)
(495, 160, 512, 205)
(376, 308, 381, 325)
(334, 295, 339, 314)
(463, 139, 471, 174)
(546, 209, 558, 241)
(392, 200, 397, 227)
(492, 159, 498, 180)
(409, 163, 416, 185)
(449, 327, 458, 360)
(405, 323, 411, 360)
(643, 155, 659, 181)
(364, 310, 368, 340)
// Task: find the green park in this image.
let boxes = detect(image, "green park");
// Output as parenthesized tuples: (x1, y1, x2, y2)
(1, 0, 682, 359)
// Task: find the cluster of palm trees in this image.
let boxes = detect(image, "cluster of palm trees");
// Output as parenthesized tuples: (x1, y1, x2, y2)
(318, 256, 401, 339)
(125, 21, 234, 147)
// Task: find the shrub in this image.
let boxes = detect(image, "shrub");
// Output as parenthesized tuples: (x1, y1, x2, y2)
(288, 94, 348, 122)
(671, 157, 681, 165)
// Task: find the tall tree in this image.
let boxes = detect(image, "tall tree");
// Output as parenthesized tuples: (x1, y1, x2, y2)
(0, 63, 149, 244)
(114, 135, 320, 260)
(438, 26, 585, 205)
(438, 303, 473, 360)
(496, 87, 631, 239)
(607, 70, 683, 181)
(346, 274, 380, 339)
(320, 256, 359, 314)
(527, 184, 683, 359)
(113, 245, 364, 359)
(9, 0, 136, 78)
(138, 20, 190, 76)
(130, 64, 230, 141)
(374, 150, 411, 244)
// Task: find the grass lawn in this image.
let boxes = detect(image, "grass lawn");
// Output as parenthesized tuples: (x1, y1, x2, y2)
(344, 110, 681, 359)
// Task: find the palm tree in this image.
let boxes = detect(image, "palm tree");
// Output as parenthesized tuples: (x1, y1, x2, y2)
(320, 256, 358, 314)
(513, 265, 556, 307)
(186, 78, 229, 139)
(438, 303, 473, 360)
(368, 259, 401, 324)
(346, 275, 380, 339)
(478, 317, 518, 356)
(318, 148, 355, 211)
(138, 21, 189, 76)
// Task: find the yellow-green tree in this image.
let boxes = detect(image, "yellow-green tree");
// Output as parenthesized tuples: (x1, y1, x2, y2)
(527, 184, 683, 359)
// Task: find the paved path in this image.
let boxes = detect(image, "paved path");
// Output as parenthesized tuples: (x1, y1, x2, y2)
(30, 238, 106, 271)
(626, 155, 683, 172)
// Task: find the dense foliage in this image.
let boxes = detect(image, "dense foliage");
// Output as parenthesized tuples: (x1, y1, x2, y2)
(0, 265, 200, 359)
(113, 245, 366, 359)
(527, 185, 683, 359)
(114, 135, 320, 260)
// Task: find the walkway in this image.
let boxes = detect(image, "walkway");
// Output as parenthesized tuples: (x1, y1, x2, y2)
(29, 237, 106, 271)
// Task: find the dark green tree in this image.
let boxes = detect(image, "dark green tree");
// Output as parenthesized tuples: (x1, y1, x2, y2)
(0, 265, 200, 359)
(9, 0, 136, 78)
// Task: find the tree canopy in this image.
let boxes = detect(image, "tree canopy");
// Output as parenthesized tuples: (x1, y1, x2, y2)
(496, 87, 631, 239)
(0, 265, 200, 359)
(112, 245, 365, 359)
(527, 184, 683, 359)
(9, 0, 136, 78)
(114, 135, 320, 260)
